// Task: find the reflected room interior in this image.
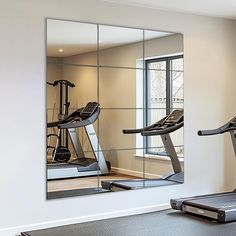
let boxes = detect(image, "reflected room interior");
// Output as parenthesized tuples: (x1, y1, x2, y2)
(46, 19, 184, 199)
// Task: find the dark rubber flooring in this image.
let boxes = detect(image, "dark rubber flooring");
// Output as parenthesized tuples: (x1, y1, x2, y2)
(22, 209, 236, 236)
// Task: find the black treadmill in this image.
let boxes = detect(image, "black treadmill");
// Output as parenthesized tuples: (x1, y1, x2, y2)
(171, 116, 236, 222)
(47, 102, 111, 180)
(102, 109, 184, 191)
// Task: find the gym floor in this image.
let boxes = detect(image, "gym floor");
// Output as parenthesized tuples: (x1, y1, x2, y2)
(22, 209, 236, 236)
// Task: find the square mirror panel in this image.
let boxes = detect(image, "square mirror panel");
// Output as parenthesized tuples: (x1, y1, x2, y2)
(47, 19, 98, 66)
(99, 109, 144, 150)
(99, 25, 143, 68)
(46, 19, 184, 199)
(99, 67, 144, 109)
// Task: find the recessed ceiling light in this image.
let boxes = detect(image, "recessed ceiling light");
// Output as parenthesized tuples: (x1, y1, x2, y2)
(58, 49, 63, 52)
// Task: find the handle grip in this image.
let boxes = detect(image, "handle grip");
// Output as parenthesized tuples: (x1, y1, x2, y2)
(198, 128, 222, 136)
(47, 80, 75, 88)
(123, 128, 143, 134)
(141, 122, 183, 136)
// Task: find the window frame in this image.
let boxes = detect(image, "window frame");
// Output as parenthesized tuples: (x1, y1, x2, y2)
(144, 54, 184, 156)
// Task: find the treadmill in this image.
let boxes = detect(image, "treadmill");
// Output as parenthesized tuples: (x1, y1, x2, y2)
(47, 102, 111, 180)
(171, 115, 236, 222)
(102, 109, 184, 191)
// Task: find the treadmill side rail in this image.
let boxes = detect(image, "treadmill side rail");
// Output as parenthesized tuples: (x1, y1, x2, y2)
(170, 191, 234, 211)
(170, 199, 185, 210)
(182, 205, 218, 220)
(182, 205, 236, 222)
(170, 117, 236, 222)
(218, 207, 236, 222)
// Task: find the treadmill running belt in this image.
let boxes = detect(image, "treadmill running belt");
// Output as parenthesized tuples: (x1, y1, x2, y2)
(184, 193, 236, 211)
(112, 179, 178, 190)
(48, 164, 80, 169)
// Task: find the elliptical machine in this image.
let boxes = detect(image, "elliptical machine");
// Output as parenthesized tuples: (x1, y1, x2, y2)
(47, 80, 75, 163)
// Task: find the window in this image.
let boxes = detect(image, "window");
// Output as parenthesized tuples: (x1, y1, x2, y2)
(145, 55, 184, 157)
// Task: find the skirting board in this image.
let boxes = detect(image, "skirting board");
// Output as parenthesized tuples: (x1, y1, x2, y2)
(111, 167, 161, 179)
(1, 203, 170, 236)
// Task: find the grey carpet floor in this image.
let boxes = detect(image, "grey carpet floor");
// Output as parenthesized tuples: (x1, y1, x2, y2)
(22, 209, 236, 236)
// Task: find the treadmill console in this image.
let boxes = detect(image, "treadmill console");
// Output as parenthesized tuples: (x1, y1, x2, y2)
(163, 109, 183, 125)
(80, 102, 99, 119)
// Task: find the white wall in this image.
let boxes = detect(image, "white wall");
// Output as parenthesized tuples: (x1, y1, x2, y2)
(1, 0, 236, 235)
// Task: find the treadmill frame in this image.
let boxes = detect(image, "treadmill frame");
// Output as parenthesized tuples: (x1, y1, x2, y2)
(171, 130, 236, 222)
(102, 131, 184, 191)
(47, 123, 109, 180)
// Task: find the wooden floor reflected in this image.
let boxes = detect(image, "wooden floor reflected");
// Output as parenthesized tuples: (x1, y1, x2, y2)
(47, 172, 137, 192)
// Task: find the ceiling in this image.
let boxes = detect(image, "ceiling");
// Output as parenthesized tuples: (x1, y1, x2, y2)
(47, 19, 172, 57)
(103, 0, 236, 19)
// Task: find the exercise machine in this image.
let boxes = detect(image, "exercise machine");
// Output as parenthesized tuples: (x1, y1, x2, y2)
(171, 115, 236, 222)
(47, 80, 75, 163)
(102, 109, 184, 191)
(47, 79, 110, 180)
(47, 101, 111, 180)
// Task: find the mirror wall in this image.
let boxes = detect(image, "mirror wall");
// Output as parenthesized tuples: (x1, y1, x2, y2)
(46, 19, 184, 199)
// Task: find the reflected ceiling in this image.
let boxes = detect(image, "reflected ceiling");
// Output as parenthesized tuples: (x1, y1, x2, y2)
(47, 19, 172, 57)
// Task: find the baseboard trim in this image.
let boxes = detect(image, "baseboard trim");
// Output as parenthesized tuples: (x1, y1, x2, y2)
(111, 167, 161, 179)
(1, 204, 170, 235)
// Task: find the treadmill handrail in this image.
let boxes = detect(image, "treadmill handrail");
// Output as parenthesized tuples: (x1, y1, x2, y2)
(59, 108, 100, 129)
(141, 121, 184, 136)
(198, 116, 236, 136)
(47, 108, 83, 128)
(47, 80, 75, 88)
(122, 117, 167, 134)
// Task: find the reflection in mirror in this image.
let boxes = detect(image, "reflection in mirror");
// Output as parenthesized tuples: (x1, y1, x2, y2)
(99, 25, 143, 68)
(143, 31, 184, 186)
(47, 151, 100, 199)
(99, 109, 144, 151)
(144, 30, 183, 59)
(46, 98, 103, 197)
(142, 110, 184, 186)
(46, 19, 184, 199)
(46, 19, 102, 199)
(47, 63, 98, 109)
(99, 67, 143, 108)
(47, 19, 97, 66)
(99, 149, 144, 190)
(101, 109, 184, 191)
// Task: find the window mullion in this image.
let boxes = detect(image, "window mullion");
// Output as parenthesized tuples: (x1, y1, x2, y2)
(144, 60, 148, 154)
(166, 58, 171, 115)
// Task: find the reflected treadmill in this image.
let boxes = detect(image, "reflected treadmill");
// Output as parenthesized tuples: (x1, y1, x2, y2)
(47, 102, 111, 180)
(102, 109, 184, 191)
(171, 116, 236, 222)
